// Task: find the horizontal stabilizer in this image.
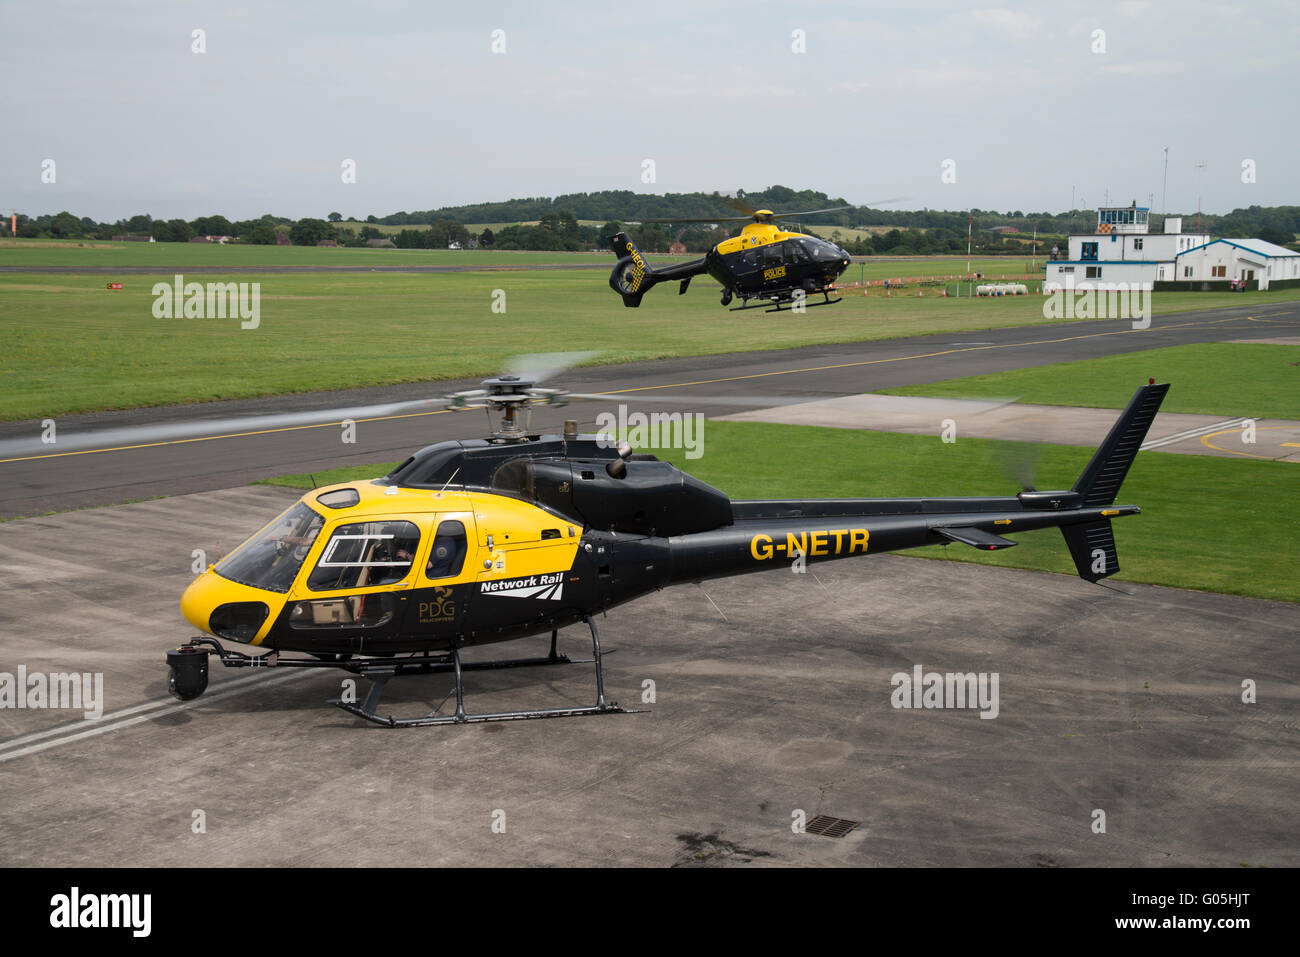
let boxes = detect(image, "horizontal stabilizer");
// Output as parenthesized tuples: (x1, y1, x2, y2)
(935, 526, 1018, 550)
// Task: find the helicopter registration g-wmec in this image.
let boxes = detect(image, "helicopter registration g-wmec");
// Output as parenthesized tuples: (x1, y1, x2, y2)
(607, 204, 863, 312)
(158, 371, 1170, 728)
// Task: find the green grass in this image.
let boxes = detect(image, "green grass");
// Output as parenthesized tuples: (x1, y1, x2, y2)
(258, 421, 1298, 603)
(878, 343, 1300, 420)
(258, 464, 402, 489)
(3, 266, 1298, 422)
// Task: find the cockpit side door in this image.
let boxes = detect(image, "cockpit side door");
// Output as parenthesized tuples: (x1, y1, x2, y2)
(281, 514, 426, 652)
(401, 512, 479, 642)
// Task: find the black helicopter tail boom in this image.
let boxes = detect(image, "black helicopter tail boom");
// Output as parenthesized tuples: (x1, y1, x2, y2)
(607, 231, 706, 307)
(663, 382, 1169, 587)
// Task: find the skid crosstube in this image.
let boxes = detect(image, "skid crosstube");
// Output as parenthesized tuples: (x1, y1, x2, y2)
(730, 288, 841, 312)
(182, 617, 630, 728)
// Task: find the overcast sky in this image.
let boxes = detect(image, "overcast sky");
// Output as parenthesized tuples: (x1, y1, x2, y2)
(3, 0, 1296, 222)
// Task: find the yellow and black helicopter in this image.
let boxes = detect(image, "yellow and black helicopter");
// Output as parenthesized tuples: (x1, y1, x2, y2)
(607, 201, 886, 312)
(161, 369, 1170, 727)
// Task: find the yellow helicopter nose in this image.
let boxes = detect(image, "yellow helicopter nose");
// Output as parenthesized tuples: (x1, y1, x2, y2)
(180, 569, 220, 633)
(180, 568, 277, 644)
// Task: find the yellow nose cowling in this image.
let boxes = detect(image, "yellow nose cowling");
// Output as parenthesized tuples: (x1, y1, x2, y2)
(180, 569, 282, 645)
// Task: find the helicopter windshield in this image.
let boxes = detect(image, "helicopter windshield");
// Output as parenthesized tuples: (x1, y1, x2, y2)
(802, 238, 847, 262)
(215, 502, 324, 594)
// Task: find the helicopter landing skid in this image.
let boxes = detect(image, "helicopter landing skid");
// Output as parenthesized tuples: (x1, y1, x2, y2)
(171, 620, 632, 727)
(337, 618, 631, 727)
(730, 290, 841, 313)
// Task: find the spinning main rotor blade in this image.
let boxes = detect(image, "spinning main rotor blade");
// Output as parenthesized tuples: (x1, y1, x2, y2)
(0, 397, 452, 458)
(567, 392, 830, 409)
(0, 351, 616, 459)
(505, 351, 603, 385)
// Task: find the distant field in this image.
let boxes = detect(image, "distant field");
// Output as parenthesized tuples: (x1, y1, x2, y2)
(0, 239, 1050, 277)
(259, 422, 1299, 603)
(0, 239, 626, 268)
(879, 343, 1300, 420)
(3, 261, 1297, 422)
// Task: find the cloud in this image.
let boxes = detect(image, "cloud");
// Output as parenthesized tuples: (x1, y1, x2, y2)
(970, 8, 1045, 39)
(1099, 59, 1187, 77)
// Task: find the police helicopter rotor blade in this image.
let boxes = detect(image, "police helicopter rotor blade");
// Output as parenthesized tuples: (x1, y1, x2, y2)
(769, 199, 909, 220)
(0, 397, 453, 458)
(767, 205, 856, 219)
(853, 196, 911, 209)
(636, 215, 753, 224)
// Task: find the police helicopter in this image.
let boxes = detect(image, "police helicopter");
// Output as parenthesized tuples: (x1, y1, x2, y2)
(606, 198, 901, 312)
(155, 366, 1170, 728)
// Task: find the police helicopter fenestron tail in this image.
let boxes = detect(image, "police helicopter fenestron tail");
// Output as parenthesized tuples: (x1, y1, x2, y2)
(149, 373, 1170, 728)
(606, 201, 895, 312)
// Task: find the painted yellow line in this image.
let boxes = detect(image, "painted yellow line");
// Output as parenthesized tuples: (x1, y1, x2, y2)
(0, 408, 454, 464)
(1283, 442, 1300, 449)
(1199, 426, 1293, 460)
(595, 314, 1247, 396)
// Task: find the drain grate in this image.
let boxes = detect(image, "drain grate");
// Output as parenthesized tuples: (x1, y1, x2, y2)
(805, 815, 860, 838)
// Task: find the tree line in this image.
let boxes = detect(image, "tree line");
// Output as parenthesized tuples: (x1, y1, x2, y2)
(12, 187, 1298, 253)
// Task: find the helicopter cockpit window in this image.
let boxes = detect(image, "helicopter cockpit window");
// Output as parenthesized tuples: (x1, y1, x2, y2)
(307, 520, 420, 591)
(215, 503, 324, 594)
(424, 520, 468, 580)
(783, 242, 810, 264)
(800, 238, 841, 262)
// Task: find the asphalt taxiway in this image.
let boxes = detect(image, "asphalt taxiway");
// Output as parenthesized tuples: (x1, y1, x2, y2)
(2, 300, 1297, 520)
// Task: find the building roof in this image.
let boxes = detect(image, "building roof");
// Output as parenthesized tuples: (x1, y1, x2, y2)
(1178, 237, 1300, 259)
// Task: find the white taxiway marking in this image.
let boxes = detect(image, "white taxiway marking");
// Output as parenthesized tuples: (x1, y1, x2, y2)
(0, 670, 312, 764)
(1141, 417, 1249, 450)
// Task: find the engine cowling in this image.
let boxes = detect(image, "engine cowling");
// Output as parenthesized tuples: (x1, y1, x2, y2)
(498, 457, 733, 536)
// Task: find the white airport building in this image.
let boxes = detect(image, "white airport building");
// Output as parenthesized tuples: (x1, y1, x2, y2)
(1173, 237, 1300, 289)
(1044, 204, 1207, 291)
(1044, 203, 1300, 291)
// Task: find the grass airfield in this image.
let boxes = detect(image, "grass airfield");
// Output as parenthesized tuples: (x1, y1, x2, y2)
(3, 240, 1297, 421)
